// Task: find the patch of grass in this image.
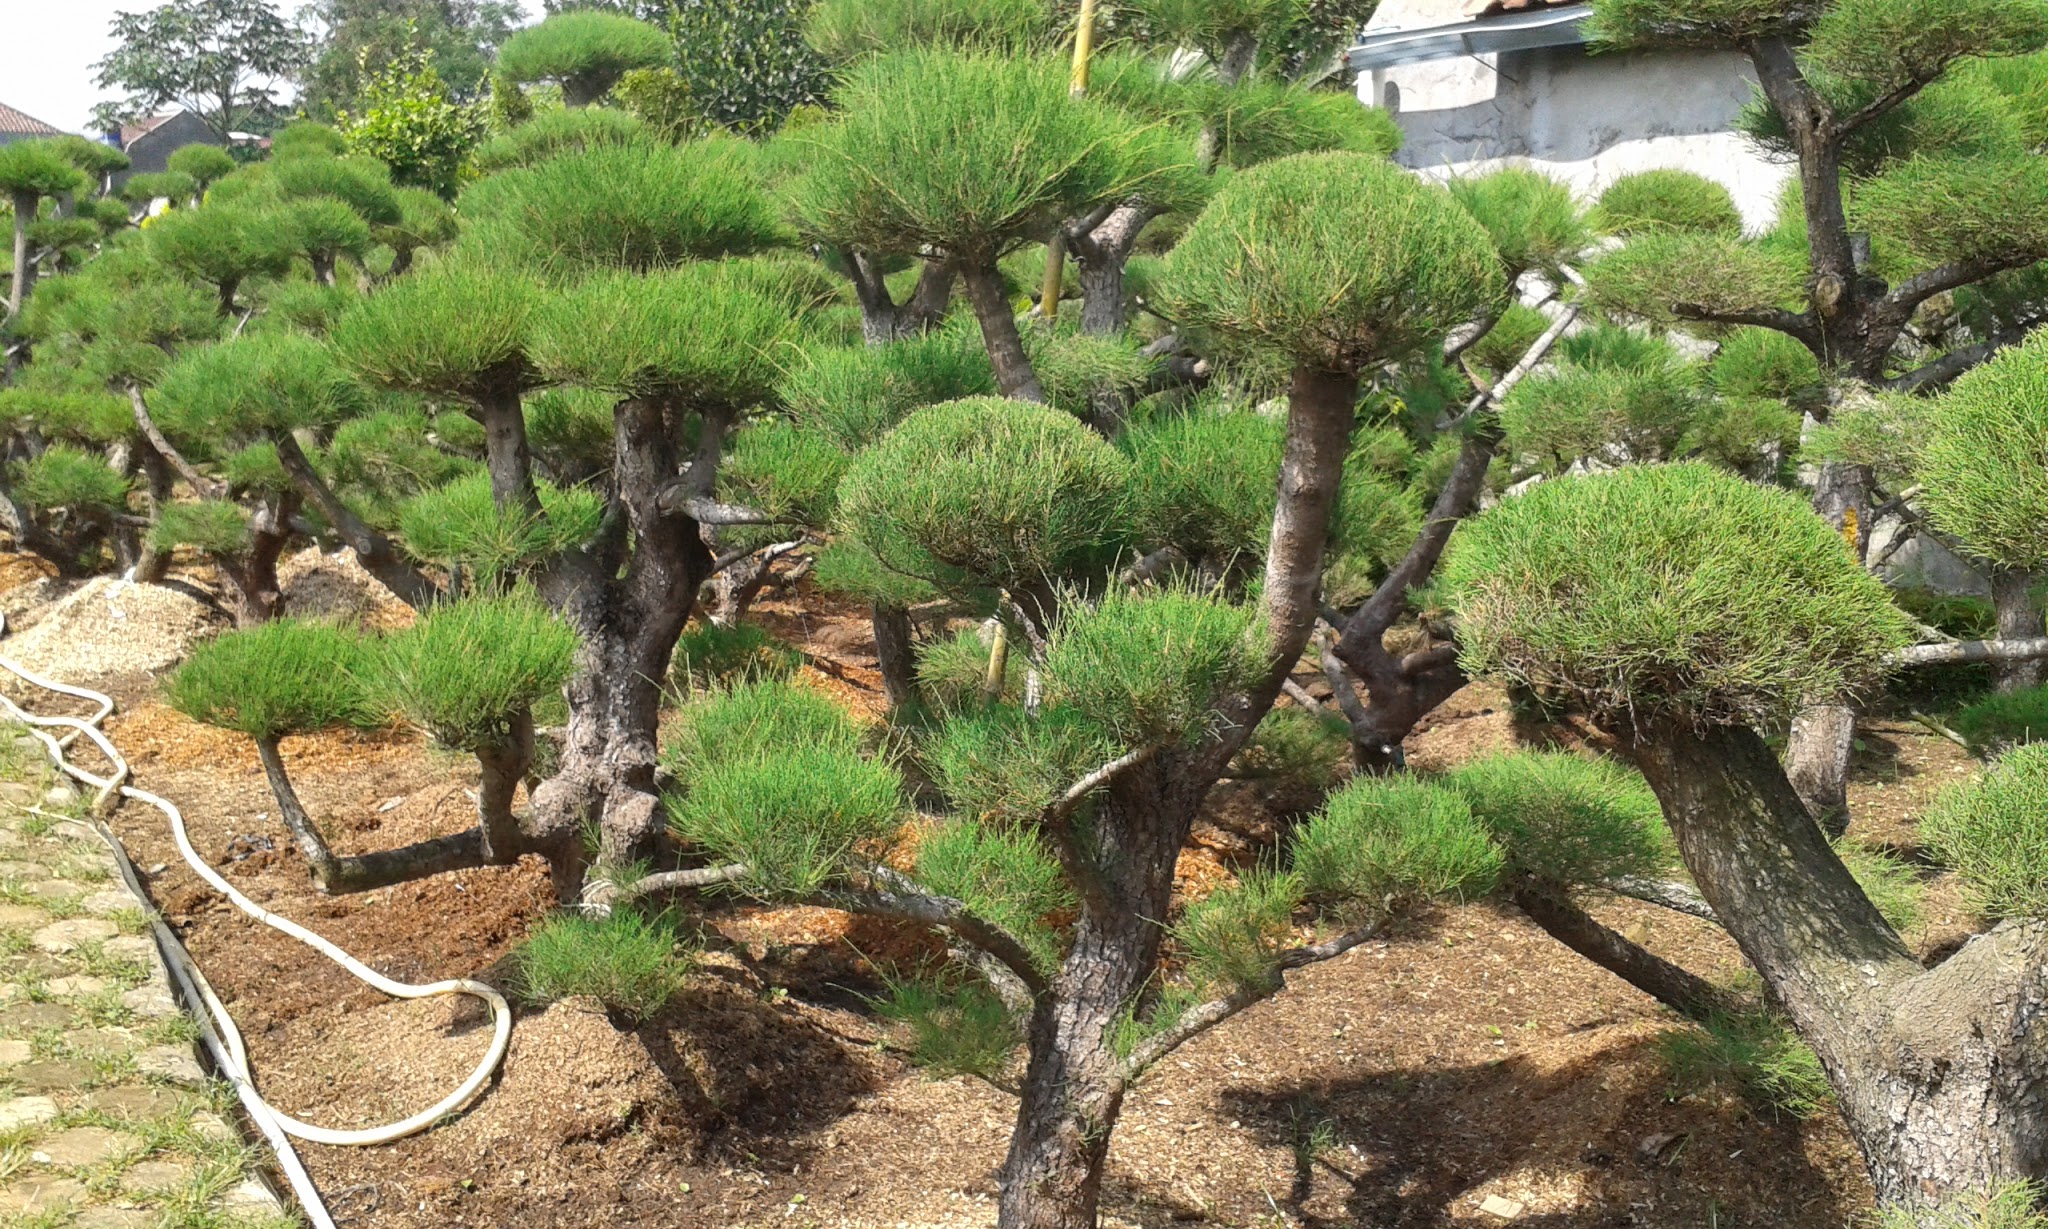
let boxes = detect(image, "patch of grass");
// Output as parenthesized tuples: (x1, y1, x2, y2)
(1871, 1182, 2048, 1229)
(1655, 1009, 1831, 1119)
(1953, 684, 2048, 754)
(1835, 837, 1925, 935)
(669, 621, 803, 697)
(514, 908, 692, 1021)
(866, 971, 1018, 1081)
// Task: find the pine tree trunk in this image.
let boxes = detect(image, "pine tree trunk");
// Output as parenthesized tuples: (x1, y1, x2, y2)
(1785, 703, 1855, 838)
(1990, 568, 2046, 693)
(999, 771, 1189, 1229)
(961, 261, 1045, 403)
(1627, 723, 2048, 1210)
(1509, 877, 1732, 1021)
(871, 601, 917, 709)
(8, 190, 34, 319)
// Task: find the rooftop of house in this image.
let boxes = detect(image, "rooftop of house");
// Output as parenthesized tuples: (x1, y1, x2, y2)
(118, 114, 181, 147)
(1352, 0, 1592, 71)
(0, 101, 65, 140)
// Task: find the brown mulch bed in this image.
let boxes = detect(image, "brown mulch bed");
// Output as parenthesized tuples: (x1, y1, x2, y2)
(79, 580, 1918, 1228)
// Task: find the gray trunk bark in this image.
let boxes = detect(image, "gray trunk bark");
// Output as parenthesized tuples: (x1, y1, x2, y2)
(1991, 568, 2046, 692)
(1628, 723, 2048, 1211)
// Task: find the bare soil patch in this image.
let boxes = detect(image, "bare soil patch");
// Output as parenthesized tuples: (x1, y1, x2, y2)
(70, 580, 1905, 1228)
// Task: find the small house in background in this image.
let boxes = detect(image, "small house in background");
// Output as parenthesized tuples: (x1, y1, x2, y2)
(0, 101, 65, 148)
(110, 112, 224, 193)
(1350, 0, 1793, 230)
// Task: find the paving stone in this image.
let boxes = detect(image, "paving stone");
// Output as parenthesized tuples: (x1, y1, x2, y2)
(80, 890, 136, 916)
(10, 1060, 94, 1091)
(0, 902, 47, 927)
(75, 1209, 157, 1229)
(43, 784, 80, 809)
(0, 1094, 59, 1130)
(0, 1173, 85, 1211)
(82, 1085, 182, 1119)
(0, 860, 42, 878)
(46, 974, 109, 997)
(0, 782, 34, 807)
(191, 1109, 235, 1143)
(0, 1001, 72, 1031)
(225, 1177, 285, 1211)
(0, 981, 19, 1003)
(101, 935, 155, 963)
(22, 880, 81, 904)
(64, 1026, 136, 1054)
(119, 1157, 196, 1192)
(31, 916, 118, 953)
(52, 819, 99, 843)
(0, 1038, 29, 1063)
(32, 1125, 143, 1168)
(122, 983, 179, 1017)
(135, 1044, 206, 1086)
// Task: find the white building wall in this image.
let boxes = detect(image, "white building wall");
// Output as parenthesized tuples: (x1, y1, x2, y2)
(1358, 42, 1794, 233)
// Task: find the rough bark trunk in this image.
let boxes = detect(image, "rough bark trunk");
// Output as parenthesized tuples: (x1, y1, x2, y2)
(1510, 878, 1733, 1021)
(849, 254, 954, 343)
(1000, 769, 1189, 1229)
(216, 492, 298, 624)
(1990, 568, 2046, 693)
(872, 601, 917, 710)
(475, 386, 541, 518)
(532, 398, 714, 868)
(1627, 722, 2048, 1210)
(1073, 204, 1156, 337)
(961, 261, 1046, 403)
(1785, 703, 1856, 839)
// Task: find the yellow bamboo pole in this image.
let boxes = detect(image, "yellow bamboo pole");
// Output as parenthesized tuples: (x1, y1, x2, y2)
(1040, 0, 1102, 325)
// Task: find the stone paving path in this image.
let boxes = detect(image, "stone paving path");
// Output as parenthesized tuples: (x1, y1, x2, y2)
(0, 729, 298, 1229)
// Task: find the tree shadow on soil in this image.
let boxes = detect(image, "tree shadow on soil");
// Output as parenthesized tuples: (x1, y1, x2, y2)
(1216, 1037, 1859, 1229)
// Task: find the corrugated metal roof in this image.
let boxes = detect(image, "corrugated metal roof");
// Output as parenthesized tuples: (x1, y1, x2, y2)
(1349, 2, 1591, 71)
(0, 102, 63, 138)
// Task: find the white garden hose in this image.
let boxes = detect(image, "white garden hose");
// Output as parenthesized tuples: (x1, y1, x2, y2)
(0, 613, 512, 1157)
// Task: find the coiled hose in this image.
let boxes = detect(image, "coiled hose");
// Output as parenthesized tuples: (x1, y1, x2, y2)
(0, 608, 513, 1221)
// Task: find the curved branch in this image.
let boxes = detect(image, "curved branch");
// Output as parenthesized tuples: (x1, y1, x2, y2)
(815, 867, 1050, 1002)
(1606, 877, 1720, 924)
(270, 432, 441, 609)
(1045, 743, 1165, 826)
(1890, 637, 2048, 669)
(1672, 302, 1818, 340)
(1121, 922, 1382, 1076)
(127, 386, 219, 499)
(1886, 258, 2048, 319)
(1887, 321, 2046, 393)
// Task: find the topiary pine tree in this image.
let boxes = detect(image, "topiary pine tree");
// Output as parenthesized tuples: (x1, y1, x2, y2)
(1582, 0, 2048, 830)
(1438, 459, 2048, 1217)
(496, 10, 672, 107)
(0, 141, 89, 320)
(682, 150, 1493, 1229)
(165, 593, 578, 892)
(790, 49, 1198, 397)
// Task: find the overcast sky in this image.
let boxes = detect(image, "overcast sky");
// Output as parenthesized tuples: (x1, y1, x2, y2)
(0, 0, 546, 134)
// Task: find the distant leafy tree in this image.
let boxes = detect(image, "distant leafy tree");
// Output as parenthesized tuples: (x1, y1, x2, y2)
(93, 0, 315, 141)
(297, 0, 524, 115)
(336, 40, 490, 197)
(664, 0, 828, 134)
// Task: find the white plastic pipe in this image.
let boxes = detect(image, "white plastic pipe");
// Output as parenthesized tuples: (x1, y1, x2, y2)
(0, 612, 512, 1157)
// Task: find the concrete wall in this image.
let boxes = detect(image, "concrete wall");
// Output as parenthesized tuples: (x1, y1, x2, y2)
(1361, 42, 1794, 232)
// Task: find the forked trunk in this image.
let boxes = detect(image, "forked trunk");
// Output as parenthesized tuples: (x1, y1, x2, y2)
(1990, 568, 2046, 693)
(872, 602, 917, 709)
(961, 261, 1046, 403)
(1627, 722, 2048, 1211)
(531, 398, 716, 875)
(1000, 770, 1191, 1229)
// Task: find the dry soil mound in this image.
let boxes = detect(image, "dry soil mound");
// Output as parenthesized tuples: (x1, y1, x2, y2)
(0, 575, 223, 686)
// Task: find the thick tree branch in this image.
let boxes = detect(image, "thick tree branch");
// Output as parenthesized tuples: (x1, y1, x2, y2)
(1890, 637, 2048, 668)
(819, 867, 1051, 1002)
(1887, 321, 2046, 393)
(269, 431, 440, 609)
(1887, 258, 2048, 320)
(1607, 877, 1721, 924)
(657, 490, 784, 525)
(1045, 743, 1165, 826)
(1673, 302, 1819, 340)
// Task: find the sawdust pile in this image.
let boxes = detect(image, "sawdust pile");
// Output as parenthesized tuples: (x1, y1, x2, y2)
(0, 576, 223, 684)
(278, 546, 415, 629)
